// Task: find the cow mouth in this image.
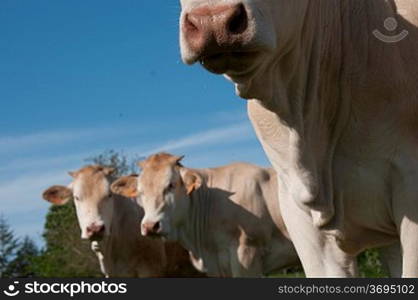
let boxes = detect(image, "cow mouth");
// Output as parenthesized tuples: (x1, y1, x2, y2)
(199, 50, 261, 78)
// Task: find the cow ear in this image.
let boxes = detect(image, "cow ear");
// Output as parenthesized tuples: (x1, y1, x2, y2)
(68, 170, 79, 178)
(182, 170, 202, 195)
(171, 155, 184, 166)
(102, 167, 116, 176)
(111, 175, 139, 198)
(42, 185, 73, 205)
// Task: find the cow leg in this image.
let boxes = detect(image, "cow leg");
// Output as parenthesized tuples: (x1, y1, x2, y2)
(279, 195, 356, 277)
(395, 210, 418, 277)
(230, 242, 263, 277)
(391, 163, 418, 278)
(91, 242, 109, 277)
(399, 220, 418, 277)
(379, 242, 402, 278)
(247, 101, 355, 277)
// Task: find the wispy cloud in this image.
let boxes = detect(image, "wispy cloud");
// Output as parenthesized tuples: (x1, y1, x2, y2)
(0, 152, 86, 175)
(0, 125, 148, 155)
(0, 170, 69, 214)
(0, 129, 97, 154)
(0, 120, 255, 177)
(139, 122, 254, 156)
(0, 170, 70, 245)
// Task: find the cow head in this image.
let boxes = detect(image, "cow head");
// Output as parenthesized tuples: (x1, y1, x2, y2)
(180, 0, 310, 96)
(111, 153, 201, 240)
(42, 165, 116, 241)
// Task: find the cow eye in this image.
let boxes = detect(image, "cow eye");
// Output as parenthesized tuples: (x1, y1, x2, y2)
(165, 183, 175, 193)
(74, 196, 80, 201)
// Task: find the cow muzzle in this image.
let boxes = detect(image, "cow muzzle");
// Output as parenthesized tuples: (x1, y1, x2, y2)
(86, 223, 105, 241)
(141, 221, 162, 237)
(181, 3, 258, 72)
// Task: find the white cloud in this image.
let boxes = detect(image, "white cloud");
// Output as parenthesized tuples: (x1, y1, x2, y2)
(139, 122, 254, 156)
(0, 152, 87, 175)
(184, 145, 270, 168)
(0, 129, 96, 154)
(0, 170, 71, 245)
(0, 125, 147, 155)
(0, 170, 69, 214)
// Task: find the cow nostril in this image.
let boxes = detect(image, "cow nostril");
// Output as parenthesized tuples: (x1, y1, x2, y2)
(184, 13, 199, 33)
(227, 4, 248, 35)
(87, 224, 105, 235)
(152, 222, 160, 232)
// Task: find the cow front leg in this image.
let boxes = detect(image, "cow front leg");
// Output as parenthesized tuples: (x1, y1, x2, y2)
(91, 241, 109, 277)
(400, 220, 418, 277)
(279, 196, 356, 277)
(392, 166, 418, 278)
(230, 241, 263, 277)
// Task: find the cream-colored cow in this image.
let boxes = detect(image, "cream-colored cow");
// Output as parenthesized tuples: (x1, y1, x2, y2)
(111, 153, 299, 277)
(179, 0, 418, 277)
(42, 165, 203, 277)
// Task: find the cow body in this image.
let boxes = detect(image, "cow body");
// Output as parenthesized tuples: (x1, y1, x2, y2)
(112, 154, 299, 277)
(43, 165, 203, 277)
(179, 0, 418, 277)
(174, 164, 299, 277)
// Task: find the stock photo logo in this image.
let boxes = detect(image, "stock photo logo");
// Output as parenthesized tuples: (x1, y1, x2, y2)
(2, 281, 128, 298)
(373, 14, 409, 43)
(3, 281, 20, 297)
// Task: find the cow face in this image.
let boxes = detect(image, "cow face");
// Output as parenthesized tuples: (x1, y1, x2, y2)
(42, 166, 115, 241)
(111, 153, 198, 241)
(180, 0, 309, 83)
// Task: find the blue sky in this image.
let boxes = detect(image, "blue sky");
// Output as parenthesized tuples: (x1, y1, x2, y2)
(0, 0, 269, 245)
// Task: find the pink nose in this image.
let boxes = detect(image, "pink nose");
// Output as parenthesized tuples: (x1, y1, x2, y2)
(142, 221, 161, 236)
(86, 224, 105, 240)
(182, 3, 249, 56)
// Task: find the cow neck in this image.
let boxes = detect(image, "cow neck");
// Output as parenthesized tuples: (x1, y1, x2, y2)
(247, 1, 404, 230)
(246, 1, 348, 229)
(255, 1, 344, 127)
(101, 193, 141, 273)
(180, 169, 212, 266)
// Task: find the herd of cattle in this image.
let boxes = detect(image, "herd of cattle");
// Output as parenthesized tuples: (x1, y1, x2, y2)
(43, 154, 300, 277)
(43, 0, 418, 277)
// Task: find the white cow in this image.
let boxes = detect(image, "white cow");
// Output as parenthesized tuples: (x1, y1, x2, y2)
(179, 0, 418, 277)
(111, 153, 300, 277)
(42, 165, 203, 277)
